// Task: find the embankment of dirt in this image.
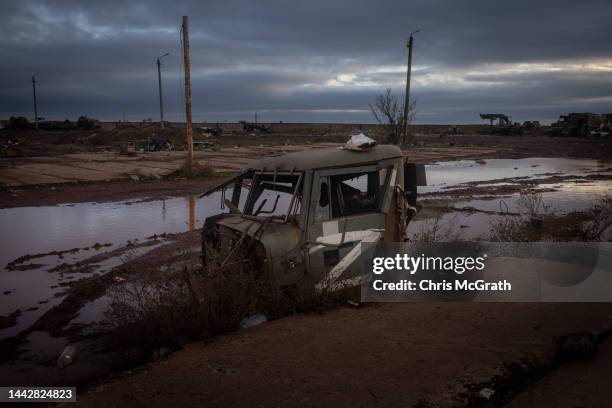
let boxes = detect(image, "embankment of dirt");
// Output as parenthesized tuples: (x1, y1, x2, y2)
(0, 177, 225, 208)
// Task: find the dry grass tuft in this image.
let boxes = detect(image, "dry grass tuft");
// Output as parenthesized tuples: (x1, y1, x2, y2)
(169, 161, 214, 178)
(411, 216, 463, 242)
(490, 193, 611, 242)
(103, 237, 352, 358)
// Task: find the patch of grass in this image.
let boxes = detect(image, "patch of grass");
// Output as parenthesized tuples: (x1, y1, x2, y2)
(103, 258, 268, 355)
(103, 237, 351, 359)
(168, 162, 214, 178)
(490, 195, 612, 242)
(410, 215, 463, 242)
(516, 190, 552, 216)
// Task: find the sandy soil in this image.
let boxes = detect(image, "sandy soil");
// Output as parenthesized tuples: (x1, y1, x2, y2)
(505, 338, 612, 407)
(2, 129, 611, 406)
(0, 145, 500, 208)
(0, 144, 334, 186)
(0, 143, 499, 187)
(2, 130, 610, 208)
(0, 177, 225, 208)
(423, 133, 612, 161)
(73, 303, 612, 408)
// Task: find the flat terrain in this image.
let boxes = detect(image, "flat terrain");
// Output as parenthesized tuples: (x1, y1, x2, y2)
(0, 140, 500, 208)
(505, 338, 612, 407)
(75, 303, 612, 407)
(0, 177, 224, 208)
(0, 143, 499, 187)
(1, 127, 611, 407)
(2, 124, 611, 209)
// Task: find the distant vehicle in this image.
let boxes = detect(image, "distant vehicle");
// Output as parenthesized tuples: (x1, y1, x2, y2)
(479, 113, 525, 136)
(7, 116, 30, 129)
(149, 135, 174, 151)
(200, 138, 426, 291)
(199, 126, 223, 137)
(193, 140, 218, 150)
(239, 121, 271, 133)
(550, 113, 611, 138)
(479, 113, 511, 126)
(522, 121, 540, 130)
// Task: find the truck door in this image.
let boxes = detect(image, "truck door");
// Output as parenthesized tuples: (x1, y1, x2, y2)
(307, 166, 391, 284)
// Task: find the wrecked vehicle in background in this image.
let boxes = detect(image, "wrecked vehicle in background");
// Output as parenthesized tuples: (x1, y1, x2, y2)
(550, 113, 611, 138)
(239, 120, 272, 134)
(199, 136, 426, 291)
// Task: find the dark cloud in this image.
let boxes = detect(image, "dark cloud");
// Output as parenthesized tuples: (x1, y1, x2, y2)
(1, 0, 611, 124)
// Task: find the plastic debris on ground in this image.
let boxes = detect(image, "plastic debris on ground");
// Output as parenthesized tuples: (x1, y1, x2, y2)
(240, 313, 268, 329)
(57, 345, 76, 368)
(478, 388, 495, 400)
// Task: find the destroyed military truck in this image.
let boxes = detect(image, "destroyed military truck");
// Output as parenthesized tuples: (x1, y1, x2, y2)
(199, 138, 426, 291)
(550, 113, 611, 138)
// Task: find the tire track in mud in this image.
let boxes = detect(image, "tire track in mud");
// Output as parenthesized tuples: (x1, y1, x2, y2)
(0, 236, 177, 364)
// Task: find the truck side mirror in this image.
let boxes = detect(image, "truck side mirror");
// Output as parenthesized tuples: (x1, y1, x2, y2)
(404, 163, 426, 206)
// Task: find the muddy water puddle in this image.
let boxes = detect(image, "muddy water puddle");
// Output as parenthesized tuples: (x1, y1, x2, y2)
(408, 212, 506, 241)
(422, 157, 612, 193)
(417, 157, 610, 240)
(1, 157, 610, 337)
(452, 180, 611, 215)
(1, 191, 232, 340)
(0, 157, 610, 381)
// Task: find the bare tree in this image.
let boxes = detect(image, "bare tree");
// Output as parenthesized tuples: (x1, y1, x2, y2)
(369, 88, 416, 144)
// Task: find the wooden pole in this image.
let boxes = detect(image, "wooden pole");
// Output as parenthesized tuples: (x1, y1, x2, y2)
(403, 30, 418, 144)
(157, 57, 165, 130)
(182, 16, 194, 168)
(32, 75, 38, 130)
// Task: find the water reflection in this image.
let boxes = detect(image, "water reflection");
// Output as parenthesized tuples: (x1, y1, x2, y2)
(0, 192, 231, 338)
(188, 195, 196, 231)
(0, 191, 230, 271)
(1, 157, 609, 339)
(422, 157, 611, 193)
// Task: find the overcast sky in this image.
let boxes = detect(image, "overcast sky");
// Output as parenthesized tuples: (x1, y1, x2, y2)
(1, 0, 611, 124)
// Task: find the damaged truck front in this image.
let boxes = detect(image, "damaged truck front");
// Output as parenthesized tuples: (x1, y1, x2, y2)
(200, 144, 426, 290)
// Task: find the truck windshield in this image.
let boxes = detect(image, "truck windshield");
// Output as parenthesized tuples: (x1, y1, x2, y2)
(245, 173, 302, 219)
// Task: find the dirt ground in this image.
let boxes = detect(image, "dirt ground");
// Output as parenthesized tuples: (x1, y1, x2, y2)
(0, 143, 498, 187)
(2, 128, 611, 208)
(2, 127, 612, 406)
(2, 122, 611, 160)
(4, 225, 608, 406)
(0, 123, 612, 208)
(0, 142, 498, 208)
(506, 338, 612, 407)
(0, 177, 225, 208)
(73, 303, 612, 408)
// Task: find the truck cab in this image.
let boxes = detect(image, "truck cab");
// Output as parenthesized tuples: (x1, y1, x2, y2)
(200, 143, 425, 290)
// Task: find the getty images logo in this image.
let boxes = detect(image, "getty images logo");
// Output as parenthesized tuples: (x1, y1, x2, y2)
(372, 253, 488, 275)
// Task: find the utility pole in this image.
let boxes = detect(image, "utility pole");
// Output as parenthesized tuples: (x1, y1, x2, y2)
(182, 16, 194, 168)
(403, 30, 419, 144)
(157, 52, 169, 130)
(32, 74, 38, 130)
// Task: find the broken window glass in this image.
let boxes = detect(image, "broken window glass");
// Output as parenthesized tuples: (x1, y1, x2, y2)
(245, 173, 302, 219)
(315, 179, 331, 222)
(329, 168, 389, 218)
